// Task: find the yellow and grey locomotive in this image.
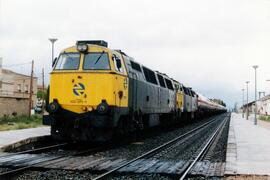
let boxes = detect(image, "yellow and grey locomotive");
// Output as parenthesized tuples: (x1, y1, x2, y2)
(43, 40, 226, 141)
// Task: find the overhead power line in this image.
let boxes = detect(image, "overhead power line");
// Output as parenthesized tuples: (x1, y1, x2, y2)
(2, 62, 32, 68)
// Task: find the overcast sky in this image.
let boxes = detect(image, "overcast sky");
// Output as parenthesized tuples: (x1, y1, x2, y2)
(1, 0, 270, 108)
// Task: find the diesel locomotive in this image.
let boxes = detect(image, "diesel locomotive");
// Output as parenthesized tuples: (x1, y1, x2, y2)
(43, 40, 226, 142)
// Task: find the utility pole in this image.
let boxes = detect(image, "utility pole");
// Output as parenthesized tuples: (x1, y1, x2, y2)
(266, 80, 270, 95)
(246, 81, 250, 120)
(242, 89, 245, 118)
(253, 65, 258, 125)
(42, 68, 45, 114)
(259, 91, 266, 99)
(28, 60, 34, 117)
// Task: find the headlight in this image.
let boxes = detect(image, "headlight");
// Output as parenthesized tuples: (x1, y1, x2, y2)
(97, 101, 109, 114)
(77, 44, 88, 53)
(48, 101, 60, 114)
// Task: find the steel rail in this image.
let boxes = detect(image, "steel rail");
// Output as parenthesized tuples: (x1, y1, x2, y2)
(0, 145, 108, 179)
(92, 114, 223, 180)
(0, 142, 69, 160)
(179, 114, 229, 180)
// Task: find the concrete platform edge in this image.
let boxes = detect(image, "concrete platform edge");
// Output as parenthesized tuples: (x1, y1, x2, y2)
(0, 135, 50, 152)
(225, 114, 237, 175)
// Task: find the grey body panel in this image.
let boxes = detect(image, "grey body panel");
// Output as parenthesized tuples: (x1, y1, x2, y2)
(124, 56, 175, 114)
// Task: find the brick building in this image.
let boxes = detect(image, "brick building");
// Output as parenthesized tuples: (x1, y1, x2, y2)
(0, 59, 37, 117)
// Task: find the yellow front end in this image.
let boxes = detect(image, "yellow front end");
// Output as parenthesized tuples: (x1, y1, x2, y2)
(50, 73, 128, 114)
(49, 45, 128, 114)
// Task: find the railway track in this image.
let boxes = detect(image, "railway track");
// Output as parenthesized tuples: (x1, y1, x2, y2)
(0, 113, 229, 179)
(0, 142, 69, 159)
(93, 113, 229, 179)
(179, 113, 229, 179)
(0, 144, 109, 179)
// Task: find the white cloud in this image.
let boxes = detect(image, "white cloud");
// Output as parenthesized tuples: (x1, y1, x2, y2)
(1, 0, 270, 108)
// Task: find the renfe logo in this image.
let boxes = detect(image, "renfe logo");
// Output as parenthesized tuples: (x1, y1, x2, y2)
(73, 83, 85, 96)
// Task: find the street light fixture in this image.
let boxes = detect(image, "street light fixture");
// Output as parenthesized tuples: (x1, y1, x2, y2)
(242, 88, 245, 118)
(266, 79, 270, 95)
(259, 91, 265, 99)
(49, 38, 58, 65)
(246, 81, 250, 120)
(253, 65, 258, 125)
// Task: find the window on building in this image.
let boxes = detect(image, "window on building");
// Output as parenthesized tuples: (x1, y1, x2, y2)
(0, 81, 2, 89)
(25, 84, 29, 93)
(17, 84, 21, 92)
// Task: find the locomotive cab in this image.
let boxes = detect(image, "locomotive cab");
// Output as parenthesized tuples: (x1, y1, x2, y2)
(43, 41, 129, 141)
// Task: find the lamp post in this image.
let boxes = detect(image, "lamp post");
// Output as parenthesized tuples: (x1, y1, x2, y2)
(266, 80, 270, 95)
(242, 88, 245, 118)
(49, 38, 58, 65)
(253, 65, 258, 125)
(259, 91, 265, 99)
(246, 81, 250, 120)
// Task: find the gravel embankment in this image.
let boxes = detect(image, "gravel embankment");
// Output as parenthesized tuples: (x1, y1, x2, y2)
(209, 117, 230, 162)
(14, 170, 98, 180)
(151, 119, 220, 162)
(94, 116, 218, 160)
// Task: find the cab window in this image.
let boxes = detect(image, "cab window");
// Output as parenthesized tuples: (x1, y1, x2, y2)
(112, 54, 124, 73)
(83, 52, 110, 70)
(54, 53, 80, 70)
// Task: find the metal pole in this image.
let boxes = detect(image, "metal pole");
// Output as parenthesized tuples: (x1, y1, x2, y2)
(246, 81, 249, 120)
(28, 60, 34, 117)
(41, 68, 45, 114)
(49, 38, 58, 65)
(266, 80, 270, 95)
(52, 42, 54, 62)
(242, 89, 244, 118)
(253, 65, 258, 125)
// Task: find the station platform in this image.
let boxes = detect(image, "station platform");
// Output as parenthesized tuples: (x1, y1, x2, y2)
(225, 113, 270, 176)
(0, 127, 50, 150)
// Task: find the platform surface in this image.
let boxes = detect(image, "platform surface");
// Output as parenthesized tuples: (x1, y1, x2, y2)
(225, 113, 270, 175)
(0, 127, 50, 148)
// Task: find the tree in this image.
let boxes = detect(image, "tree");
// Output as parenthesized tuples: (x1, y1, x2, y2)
(210, 98, 226, 107)
(37, 90, 47, 100)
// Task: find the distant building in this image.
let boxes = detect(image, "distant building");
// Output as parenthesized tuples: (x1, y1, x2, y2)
(240, 95, 270, 116)
(37, 85, 44, 92)
(257, 95, 270, 116)
(0, 59, 37, 117)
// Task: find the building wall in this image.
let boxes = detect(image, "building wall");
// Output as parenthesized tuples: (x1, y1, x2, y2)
(258, 99, 270, 115)
(0, 68, 37, 111)
(0, 67, 37, 117)
(0, 97, 29, 117)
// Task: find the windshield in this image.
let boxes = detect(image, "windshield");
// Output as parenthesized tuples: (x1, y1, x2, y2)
(54, 53, 80, 70)
(83, 53, 110, 70)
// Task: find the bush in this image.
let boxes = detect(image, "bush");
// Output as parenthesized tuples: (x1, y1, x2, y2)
(259, 115, 270, 121)
(0, 115, 43, 131)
